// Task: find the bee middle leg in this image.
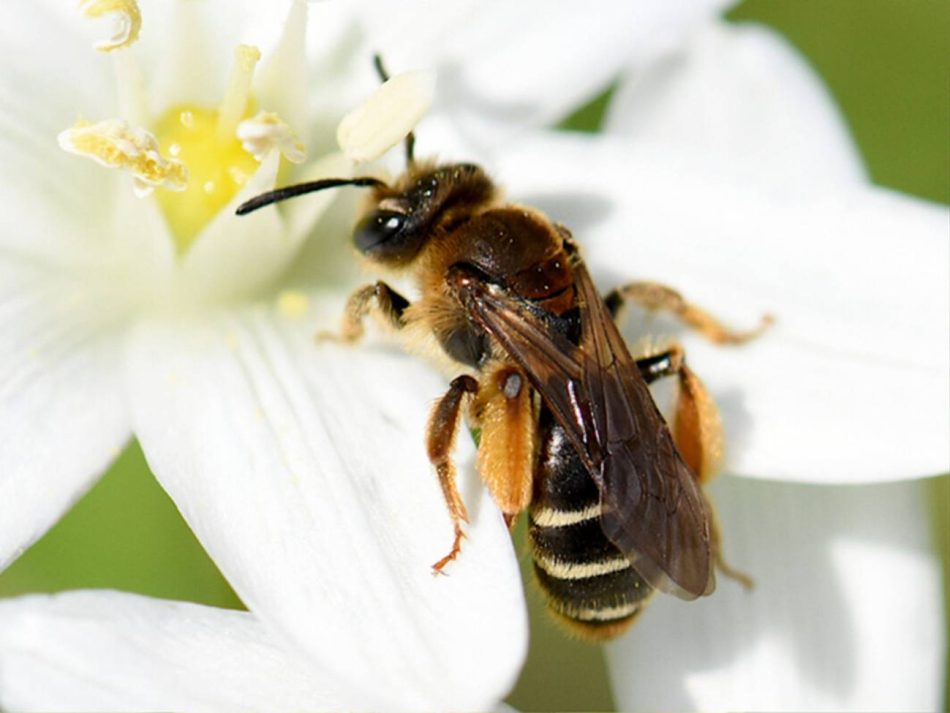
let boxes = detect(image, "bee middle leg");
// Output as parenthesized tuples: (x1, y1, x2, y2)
(608, 280, 764, 482)
(605, 282, 772, 345)
(606, 279, 769, 476)
(318, 280, 409, 343)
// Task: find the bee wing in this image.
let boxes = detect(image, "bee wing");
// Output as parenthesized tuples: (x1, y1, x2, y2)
(572, 259, 714, 599)
(449, 262, 713, 600)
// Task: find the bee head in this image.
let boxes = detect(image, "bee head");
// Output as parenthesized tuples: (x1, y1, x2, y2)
(354, 163, 495, 266)
(236, 162, 496, 267)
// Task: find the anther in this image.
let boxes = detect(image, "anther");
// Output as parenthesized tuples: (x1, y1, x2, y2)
(58, 117, 187, 196)
(337, 70, 435, 162)
(80, 0, 142, 51)
(237, 111, 306, 163)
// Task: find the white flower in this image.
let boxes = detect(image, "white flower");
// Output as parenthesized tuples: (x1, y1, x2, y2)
(0, 1, 710, 709)
(0, 2, 946, 712)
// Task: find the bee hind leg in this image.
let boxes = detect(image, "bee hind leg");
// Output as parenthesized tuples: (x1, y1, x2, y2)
(605, 282, 772, 345)
(705, 491, 756, 590)
(317, 281, 409, 344)
(636, 345, 755, 589)
(426, 375, 479, 574)
(633, 344, 722, 485)
(470, 365, 535, 529)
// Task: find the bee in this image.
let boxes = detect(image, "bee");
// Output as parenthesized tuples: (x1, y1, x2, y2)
(238, 58, 767, 640)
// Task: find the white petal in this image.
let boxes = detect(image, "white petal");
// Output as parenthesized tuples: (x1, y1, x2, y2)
(177, 149, 355, 304)
(176, 151, 285, 304)
(257, 0, 310, 137)
(126, 300, 528, 710)
(2, 0, 115, 119)
(146, 0, 229, 112)
(352, 0, 731, 147)
(0, 265, 129, 571)
(144, 0, 282, 113)
(0, 0, 120, 263)
(496, 131, 950, 482)
(1, 3, 175, 280)
(0, 113, 120, 266)
(606, 477, 945, 712)
(0, 590, 355, 711)
(113, 175, 178, 297)
(604, 21, 865, 186)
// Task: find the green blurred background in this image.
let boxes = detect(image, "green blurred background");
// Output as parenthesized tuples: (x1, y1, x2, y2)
(1, 1, 946, 710)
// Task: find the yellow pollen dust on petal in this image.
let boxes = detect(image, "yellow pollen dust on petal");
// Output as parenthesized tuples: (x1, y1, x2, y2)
(80, 0, 142, 51)
(58, 117, 188, 197)
(276, 290, 310, 318)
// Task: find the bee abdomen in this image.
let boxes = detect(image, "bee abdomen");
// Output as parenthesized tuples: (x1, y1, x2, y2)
(529, 507, 653, 640)
(529, 417, 653, 640)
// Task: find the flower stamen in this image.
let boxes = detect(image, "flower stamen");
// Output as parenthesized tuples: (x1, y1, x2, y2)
(217, 45, 262, 141)
(337, 69, 436, 162)
(58, 117, 188, 197)
(79, 0, 142, 52)
(147, 41, 307, 253)
(237, 111, 306, 164)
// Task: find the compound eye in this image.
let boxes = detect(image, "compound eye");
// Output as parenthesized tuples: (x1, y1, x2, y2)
(354, 210, 406, 253)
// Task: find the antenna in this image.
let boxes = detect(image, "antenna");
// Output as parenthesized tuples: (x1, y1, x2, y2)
(235, 176, 386, 215)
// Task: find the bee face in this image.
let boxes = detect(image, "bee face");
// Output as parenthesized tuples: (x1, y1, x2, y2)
(354, 162, 495, 266)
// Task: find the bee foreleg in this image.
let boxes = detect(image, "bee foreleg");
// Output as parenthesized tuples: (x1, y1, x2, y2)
(634, 344, 723, 484)
(318, 281, 409, 344)
(471, 366, 536, 529)
(605, 282, 772, 345)
(427, 374, 478, 573)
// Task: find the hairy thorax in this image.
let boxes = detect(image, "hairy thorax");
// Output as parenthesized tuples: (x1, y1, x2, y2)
(405, 205, 576, 369)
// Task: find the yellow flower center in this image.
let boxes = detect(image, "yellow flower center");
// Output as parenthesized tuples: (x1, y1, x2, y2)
(152, 104, 259, 254)
(147, 42, 306, 255)
(60, 28, 312, 256)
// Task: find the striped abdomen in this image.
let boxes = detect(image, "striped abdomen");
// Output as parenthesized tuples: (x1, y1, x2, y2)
(528, 413, 653, 639)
